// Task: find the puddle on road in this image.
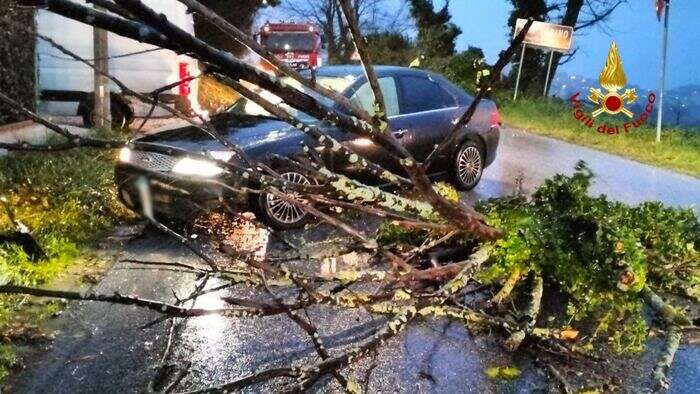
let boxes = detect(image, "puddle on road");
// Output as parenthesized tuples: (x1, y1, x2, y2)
(190, 280, 229, 343)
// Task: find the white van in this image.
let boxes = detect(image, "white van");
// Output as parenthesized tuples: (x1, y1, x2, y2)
(36, 0, 200, 128)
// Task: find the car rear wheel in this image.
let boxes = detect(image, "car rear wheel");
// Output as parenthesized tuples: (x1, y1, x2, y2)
(252, 170, 313, 230)
(452, 140, 484, 191)
(79, 95, 134, 130)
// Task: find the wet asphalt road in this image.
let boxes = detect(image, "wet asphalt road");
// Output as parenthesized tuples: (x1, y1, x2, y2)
(470, 127, 699, 214)
(5, 128, 699, 393)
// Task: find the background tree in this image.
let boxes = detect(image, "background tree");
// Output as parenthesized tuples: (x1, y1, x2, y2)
(408, 0, 461, 58)
(364, 32, 415, 66)
(282, 0, 409, 63)
(425, 46, 486, 93)
(666, 95, 686, 125)
(504, 0, 550, 94)
(193, 0, 279, 57)
(0, 0, 36, 124)
(506, 0, 626, 96)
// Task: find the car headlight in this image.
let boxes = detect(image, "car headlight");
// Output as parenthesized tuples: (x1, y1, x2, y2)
(118, 147, 132, 163)
(172, 157, 223, 177)
(209, 150, 235, 162)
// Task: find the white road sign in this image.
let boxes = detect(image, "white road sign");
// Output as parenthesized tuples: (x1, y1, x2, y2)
(514, 19, 573, 52)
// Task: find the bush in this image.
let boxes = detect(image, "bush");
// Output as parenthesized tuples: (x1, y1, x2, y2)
(365, 32, 416, 67)
(0, 143, 132, 381)
(480, 162, 698, 352)
(0, 147, 129, 245)
(379, 163, 699, 353)
(424, 47, 485, 93)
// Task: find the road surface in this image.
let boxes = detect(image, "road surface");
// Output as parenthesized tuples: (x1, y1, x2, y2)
(471, 127, 698, 213)
(5, 128, 699, 393)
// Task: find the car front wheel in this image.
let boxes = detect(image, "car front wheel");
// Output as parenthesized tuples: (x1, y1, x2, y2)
(252, 170, 313, 230)
(452, 140, 484, 191)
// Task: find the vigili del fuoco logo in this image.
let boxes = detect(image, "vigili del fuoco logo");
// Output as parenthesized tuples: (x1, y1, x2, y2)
(569, 42, 656, 135)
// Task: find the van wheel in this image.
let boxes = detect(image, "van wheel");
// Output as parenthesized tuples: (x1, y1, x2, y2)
(251, 170, 313, 230)
(451, 140, 484, 191)
(79, 95, 134, 130)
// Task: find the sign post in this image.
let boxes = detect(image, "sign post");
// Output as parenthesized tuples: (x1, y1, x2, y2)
(512, 19, 573, 100)
(543, 50, 555, 97)
(513, 44, 526, 100)
(655, 0, 670, 143)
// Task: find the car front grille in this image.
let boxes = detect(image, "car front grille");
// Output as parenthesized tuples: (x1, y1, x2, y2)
(128, 150, 179, 172)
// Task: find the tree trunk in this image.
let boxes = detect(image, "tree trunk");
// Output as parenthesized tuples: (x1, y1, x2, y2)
(323, 2, 339, 63)
(192, 0, 261, 57)
(544, 0, 583, 95)
(336, 2, 352, 62)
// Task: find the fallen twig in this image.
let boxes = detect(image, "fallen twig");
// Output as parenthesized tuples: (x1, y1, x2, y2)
(642, 285, 689, 390)
(505, 274, 543, 351)
(490, 268, 525, 305)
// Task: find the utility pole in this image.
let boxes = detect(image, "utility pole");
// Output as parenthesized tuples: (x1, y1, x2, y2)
(93, 5, 110, 128)
(655, 0, 670, 143)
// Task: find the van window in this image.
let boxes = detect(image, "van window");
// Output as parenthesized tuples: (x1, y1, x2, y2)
(398, 76, 457, 114)
(349, 77, 400, 117)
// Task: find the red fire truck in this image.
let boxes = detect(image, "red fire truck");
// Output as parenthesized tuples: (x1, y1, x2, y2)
(258, 22, 323, 71)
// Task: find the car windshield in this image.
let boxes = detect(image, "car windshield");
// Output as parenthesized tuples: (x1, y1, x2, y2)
(263, 32, 315, 53)
(227, 75, 357, 123)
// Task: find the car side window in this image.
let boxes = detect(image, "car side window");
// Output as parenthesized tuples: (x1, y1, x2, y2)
(398, 75, 458, 114)
(434, 75, 473, 105)
(348, 77, 400, 117)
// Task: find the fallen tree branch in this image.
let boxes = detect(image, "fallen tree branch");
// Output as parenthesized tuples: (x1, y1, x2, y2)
(0, 284, 227, 317)
(642, 285, 689, 390)
(641, 285, 691, 327)
(653, 325, 682, 391)
(490, 268, 525, 305)
(260, 275, 349, 389)
(536, 358, 574, 394)
(338, 0, 389, 131)
(505, 273, 543, 351)
(31, 0, 503, 241)
(421, 18, 534, 171)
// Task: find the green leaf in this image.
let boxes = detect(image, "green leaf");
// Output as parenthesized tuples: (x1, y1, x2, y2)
(485, 366, 500, 379)
(485, 365, 521, 380)
(499, 366, 521, 380)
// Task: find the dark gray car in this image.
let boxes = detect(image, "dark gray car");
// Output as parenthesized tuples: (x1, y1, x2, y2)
(115, 66, 501, 229)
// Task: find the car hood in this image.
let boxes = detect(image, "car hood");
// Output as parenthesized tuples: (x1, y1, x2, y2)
(136, 114, 309, 153)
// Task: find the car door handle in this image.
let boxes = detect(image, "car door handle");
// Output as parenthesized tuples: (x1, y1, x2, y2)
(393, 128, 408, 138)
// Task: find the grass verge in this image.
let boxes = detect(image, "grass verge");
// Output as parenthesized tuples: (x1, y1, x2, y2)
(500, 98, 700, 177)
(0, 143, 131, 381)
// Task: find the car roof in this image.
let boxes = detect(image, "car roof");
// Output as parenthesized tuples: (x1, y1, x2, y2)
(310, 65, 431, 79)
(301, 65, 474, 103)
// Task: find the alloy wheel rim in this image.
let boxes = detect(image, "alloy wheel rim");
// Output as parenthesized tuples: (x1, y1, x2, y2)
(265, 172, 311, 224)
(457, 146, 482, 186)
